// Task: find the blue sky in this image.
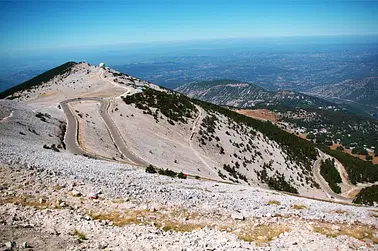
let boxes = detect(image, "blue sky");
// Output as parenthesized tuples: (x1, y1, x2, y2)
(1, 0, 378, 53)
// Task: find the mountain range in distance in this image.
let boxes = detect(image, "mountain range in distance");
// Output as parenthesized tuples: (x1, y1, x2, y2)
(175, 79, 365, 115)
(307, 77, 378, 118)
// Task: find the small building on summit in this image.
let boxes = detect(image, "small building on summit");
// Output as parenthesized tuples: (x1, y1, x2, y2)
(99, 62, 105, 68)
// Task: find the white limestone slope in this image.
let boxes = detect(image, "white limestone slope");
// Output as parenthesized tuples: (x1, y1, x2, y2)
(0, 99, 377, 251)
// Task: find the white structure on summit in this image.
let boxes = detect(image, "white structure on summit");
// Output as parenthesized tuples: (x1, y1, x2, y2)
(99, 62, 105, 68)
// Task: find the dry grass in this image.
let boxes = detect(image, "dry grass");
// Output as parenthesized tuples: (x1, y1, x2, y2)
(333, 209, 348, 215)
(89, 210, 143, 226)
(0, 195, 50, 209)
(159, 221, 206, 232)
(313, 223, 378, 244)
(237, 224, 290, 245)
(52, 185, 63, 191)
(370, 213, 378, 219)
(267, 200, 281, 206)
(112, 198, 125, 204)
(88, 209, 206, 232)
(291, 204, 307, 210)
(73, 229, 87, 240)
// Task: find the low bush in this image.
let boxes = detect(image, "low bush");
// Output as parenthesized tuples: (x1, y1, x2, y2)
(146, 165, 157, 174)
(158, 168, 177, 177)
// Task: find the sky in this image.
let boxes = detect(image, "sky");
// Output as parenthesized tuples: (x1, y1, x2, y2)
(1, 0, 378, 54)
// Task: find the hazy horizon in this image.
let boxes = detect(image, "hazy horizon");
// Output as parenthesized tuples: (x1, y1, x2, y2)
(1, 34, 377, 93)
(2, 0, 378, 53)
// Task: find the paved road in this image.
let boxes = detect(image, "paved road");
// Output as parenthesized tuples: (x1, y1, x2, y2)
(61, 97, 148, 166)
(99, 99, 149, 165)
(313, 151, 353, 203)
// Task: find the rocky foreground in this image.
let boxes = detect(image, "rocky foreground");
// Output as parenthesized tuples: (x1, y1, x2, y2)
(0, 156, 377, 251)
(0, 100, 377, 250)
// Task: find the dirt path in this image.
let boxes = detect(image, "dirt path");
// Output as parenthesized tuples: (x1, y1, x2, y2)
(188, 105, 219, 177)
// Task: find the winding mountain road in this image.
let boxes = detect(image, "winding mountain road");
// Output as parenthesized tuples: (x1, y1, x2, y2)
(61, 97, 149, 166)
(313, 151, 353, 203)
(60, 69, 149, 166)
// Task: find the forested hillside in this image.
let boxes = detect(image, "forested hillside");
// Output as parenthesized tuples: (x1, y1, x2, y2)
(0, 61, 77, 99)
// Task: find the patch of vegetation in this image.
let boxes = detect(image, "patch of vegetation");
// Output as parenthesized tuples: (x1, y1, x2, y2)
(59, 122, 67, 150)
(321, 147, 378, 184)
(319, 158, 341, 194)
(277, 106, 378, 152)
(256, 167, 298, 194)
(158, 168, 177, 177)
(35, 112, 51, 123)
(146, 165, 188, 180)
(146, 165, 157, 174)
(313, 222, 378, 244)
(218, 170, 226, 179)
(89, 209, 205, 232)
(122, 88, 196, 123)
(0, 195, 50, 209)
(73, 229, 87, 240)
(201, 115, 217, 134)
(267, 200, 281, 206)
(177, 172, 187, 179)
(291, 204, 307, 210)
(222, 164, 247, 182)
(43, 144, 60, 152)
(333, 209, 348, 215)
(336, 146, 344, 151)
(353, 185, 378, 206)
(236, 224, 290, 246)
(0, 62, 77, 99)
(352, 147, 369, 156)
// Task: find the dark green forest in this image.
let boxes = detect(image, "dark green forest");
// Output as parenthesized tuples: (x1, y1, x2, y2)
(278, 107, 378, 151)
(319, 158, 341, 193)
(321, 147, 378, 184)
(122, 87, 196, 124)
(353, 185, 378, 206)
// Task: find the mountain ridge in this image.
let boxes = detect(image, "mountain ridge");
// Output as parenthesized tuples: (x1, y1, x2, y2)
(176, 79, 349, 109)
(308, 77, 378, 107)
